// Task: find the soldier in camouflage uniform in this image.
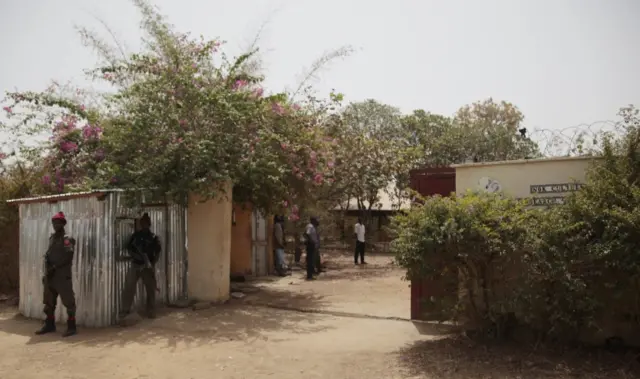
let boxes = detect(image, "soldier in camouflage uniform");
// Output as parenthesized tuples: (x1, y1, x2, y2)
(35, 212, 77, 337)
(119, 213, 161, 320)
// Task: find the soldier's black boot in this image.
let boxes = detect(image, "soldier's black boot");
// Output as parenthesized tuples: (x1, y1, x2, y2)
(35, 317, 56, 335)
(62, 317, 77, 337)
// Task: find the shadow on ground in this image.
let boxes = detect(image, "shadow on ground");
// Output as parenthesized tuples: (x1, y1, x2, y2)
(397, 336, 640, 379)
(315, 265, 397, 281)
(240, 283, 330, 310)
(0, 287, 331, 350)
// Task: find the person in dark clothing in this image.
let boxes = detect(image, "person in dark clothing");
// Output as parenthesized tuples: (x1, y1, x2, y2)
(304, 217, 320, 280)
(273, 215, 287, 276)
(36, 212, 77, 337)
(314, 220, 323, 274)
(354, 217, 366, 265)
(120, 213, 161, 319)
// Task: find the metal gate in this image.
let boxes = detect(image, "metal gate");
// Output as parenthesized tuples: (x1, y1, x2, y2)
(251, 210, 269, 276)
(409, 167, 457, 320)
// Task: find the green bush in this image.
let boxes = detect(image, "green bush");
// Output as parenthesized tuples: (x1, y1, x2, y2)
(391, 107, 640, 344)
(391, 191, 532, 333)
(0, 161, 48, 292)
(522, 108, 640, 340)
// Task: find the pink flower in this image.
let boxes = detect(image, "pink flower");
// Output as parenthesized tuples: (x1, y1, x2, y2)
(292, 103, 301, 111)
(288, 214, 300, 221)
(0, 153, 6, 160)
(309, 151, 317, 160)
(272, 103, 285, 115)
(2, 106, 12, 114)
(59, 141, 79, 153)
(233, 80, 248, 90)
(179, 119, 187, 128)
(80, 105, 86, 111)
(327, 160, 335, 168)
(288, 205, 300, 221)
(292, 166, 299, 173)
(314, 173, 324, 185)
(110, 177, 118, 184)
(280, 142, 288, 150)
(42, 175, 51, 185)
(82, 124, 102, 140)
(282, 200, 288, 208)
(252, 88, 264, 98)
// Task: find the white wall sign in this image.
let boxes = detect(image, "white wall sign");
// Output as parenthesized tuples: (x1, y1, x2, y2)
(530, 183, 583, 194)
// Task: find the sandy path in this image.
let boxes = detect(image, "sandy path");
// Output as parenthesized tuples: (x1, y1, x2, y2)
(0, 252, 634, 379)
(242, 253, 410, 319)
(0, 304, 426, 379)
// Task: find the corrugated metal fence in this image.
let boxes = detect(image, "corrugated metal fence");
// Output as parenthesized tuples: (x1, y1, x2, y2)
(16, 192, 187, 327)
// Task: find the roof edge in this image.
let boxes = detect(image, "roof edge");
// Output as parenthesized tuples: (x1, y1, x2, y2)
(451, 155, 600, 169)
(6, 189, 122, 205)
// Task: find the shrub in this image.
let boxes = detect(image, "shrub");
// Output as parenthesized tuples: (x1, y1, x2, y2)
(0, 161, 48, 292)
(391, 191, 532, 335)
(522, 107, 640, 340)
(391, 107, 640, 344)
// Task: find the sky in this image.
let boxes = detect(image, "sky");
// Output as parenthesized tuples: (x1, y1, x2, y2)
(1, 0, 639, 138)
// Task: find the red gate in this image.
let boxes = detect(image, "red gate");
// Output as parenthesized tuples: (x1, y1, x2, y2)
(408, 167, 456, 320)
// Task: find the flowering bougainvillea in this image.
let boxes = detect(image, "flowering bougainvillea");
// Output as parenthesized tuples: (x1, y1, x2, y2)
(233, 91, 342, 218)
(0, 0, 347, 217)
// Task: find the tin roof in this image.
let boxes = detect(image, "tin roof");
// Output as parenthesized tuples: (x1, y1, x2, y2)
(6, 189, 122, 205)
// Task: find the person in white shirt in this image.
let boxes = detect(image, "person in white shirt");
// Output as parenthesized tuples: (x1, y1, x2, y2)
(354, 217, 366, 265)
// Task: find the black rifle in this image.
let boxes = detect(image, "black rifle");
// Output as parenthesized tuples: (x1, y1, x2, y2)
(130, 239, 152, 269)
(129, 238, 159, 292)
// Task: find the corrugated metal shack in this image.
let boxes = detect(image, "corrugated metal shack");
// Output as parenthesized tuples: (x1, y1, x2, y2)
(7, 190, 187, 327)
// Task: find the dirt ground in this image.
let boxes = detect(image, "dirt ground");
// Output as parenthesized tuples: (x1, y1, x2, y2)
(0, 252, 636, 379)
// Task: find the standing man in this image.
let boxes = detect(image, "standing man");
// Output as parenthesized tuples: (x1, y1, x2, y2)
(354, 217, 366, 265)
(35, 212, 77, 337)
(120, 213, 161, 320)
(273, 215, 287, 276)
(304, 216, 320, 280)
(314, 218, 323, 274)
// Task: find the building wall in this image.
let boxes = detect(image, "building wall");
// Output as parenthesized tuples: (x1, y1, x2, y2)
(455, 157, 595, 205)
(187, 186, 232, 303)
(14, 191, 187, 327)
(230, 204, 253, 276)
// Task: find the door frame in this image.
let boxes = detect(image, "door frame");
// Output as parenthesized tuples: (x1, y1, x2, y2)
(251, 210, 269, 276)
